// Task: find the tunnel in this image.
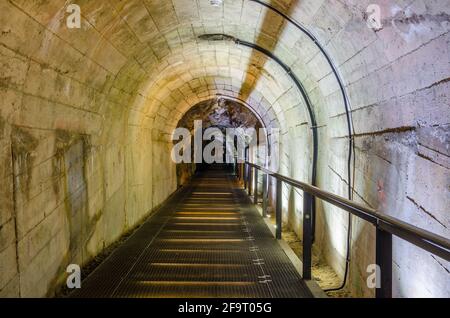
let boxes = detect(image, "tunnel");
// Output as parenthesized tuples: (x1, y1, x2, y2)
(0, 0, 449, 299)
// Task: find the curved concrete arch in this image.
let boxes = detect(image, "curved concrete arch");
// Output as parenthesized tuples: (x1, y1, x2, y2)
(127, 53, 306, 133)
(249, 0, 355, 189)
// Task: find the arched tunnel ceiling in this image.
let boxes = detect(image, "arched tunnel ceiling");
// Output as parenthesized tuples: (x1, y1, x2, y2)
(5, 0, 448, 139)
(132, 49, 305, 135)
(5, 0, 346, 136)
(3, 0, 448, 179)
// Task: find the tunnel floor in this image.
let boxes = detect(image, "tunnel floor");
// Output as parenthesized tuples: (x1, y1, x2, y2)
(70, 165, 313, 298)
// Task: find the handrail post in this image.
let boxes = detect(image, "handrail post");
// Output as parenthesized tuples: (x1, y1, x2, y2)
(262, 173, 268, 218)
(253, 168, 258, 205)
(244, 163, 247, 189)
(376, 228, 392, 298)
(248, 166, 252, 196)
(275, 178, 282, 239)
(302, 191, 313, 280)
(237, 162, 450, 280)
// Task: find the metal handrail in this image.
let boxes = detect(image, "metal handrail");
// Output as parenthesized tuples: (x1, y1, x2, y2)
(240, 161, 450, 297)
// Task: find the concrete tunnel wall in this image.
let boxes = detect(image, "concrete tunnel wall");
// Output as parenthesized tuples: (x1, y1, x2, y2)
(0, 0, 448, 297)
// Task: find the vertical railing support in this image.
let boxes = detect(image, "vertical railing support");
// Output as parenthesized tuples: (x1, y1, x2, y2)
(376, 228, 392, 298)
(244, 163, 247, 189)
(302, 191, 313, 280)
(253, 168, 258, 205)
(275, 178, 282, 239)
(262, 173, 268, 218)
(248, 166, 252, 196)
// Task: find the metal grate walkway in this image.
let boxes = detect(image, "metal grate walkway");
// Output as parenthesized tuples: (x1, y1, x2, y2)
(70, 166, 312, 298)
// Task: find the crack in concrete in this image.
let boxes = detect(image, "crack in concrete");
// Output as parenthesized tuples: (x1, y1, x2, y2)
(406, 196, 447, 229)
(418, 142, 450, 159)
(353, 126, 416, 138)
(327, 165, 374, 208)
(417, 152, 449, 171)
(330, 76, 450, 120)
(331, 126, 416, 140)
(384, 12, 450, 29)
(9, 139, 21, 297)
(430, 255, 450, 275)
